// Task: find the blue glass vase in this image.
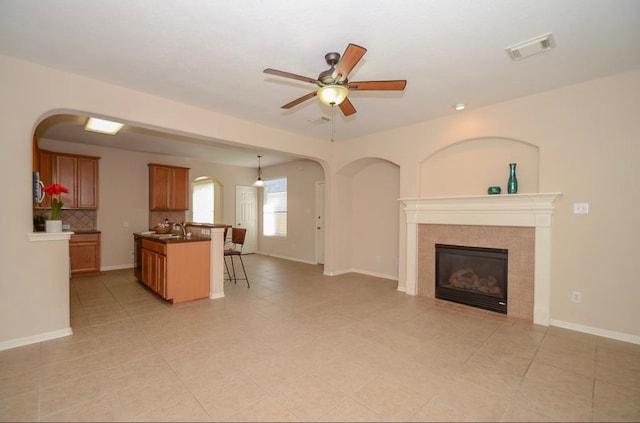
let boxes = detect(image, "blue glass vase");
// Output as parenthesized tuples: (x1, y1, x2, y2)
(507, 163, 518, 194)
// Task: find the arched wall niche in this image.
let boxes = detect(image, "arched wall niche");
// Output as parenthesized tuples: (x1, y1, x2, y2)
(332, 157, 401, 280)
(419, 137, 540, 197)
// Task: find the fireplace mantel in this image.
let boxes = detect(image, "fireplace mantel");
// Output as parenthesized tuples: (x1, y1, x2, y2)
(400, 193, 562, 325)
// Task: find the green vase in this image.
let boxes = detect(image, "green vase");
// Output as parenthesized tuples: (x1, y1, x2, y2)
(507, 163, 518, 194)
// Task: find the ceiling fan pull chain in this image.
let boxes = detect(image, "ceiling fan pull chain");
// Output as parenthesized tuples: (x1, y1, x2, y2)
(331, 106, 336, 142)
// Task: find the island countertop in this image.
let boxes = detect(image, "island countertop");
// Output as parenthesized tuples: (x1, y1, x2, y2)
(133, 232, 211, 244)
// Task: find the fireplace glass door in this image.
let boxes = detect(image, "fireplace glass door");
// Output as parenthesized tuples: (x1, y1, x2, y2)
(435, 244, 508, 314)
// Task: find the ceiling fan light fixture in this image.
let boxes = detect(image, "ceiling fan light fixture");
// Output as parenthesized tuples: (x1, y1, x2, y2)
(85, 117, 124, 135)
(317, 85, 349, 106)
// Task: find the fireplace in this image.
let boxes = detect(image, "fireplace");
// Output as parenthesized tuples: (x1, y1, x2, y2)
(435, 244, 508, 314)
(401, 193, 561, 325)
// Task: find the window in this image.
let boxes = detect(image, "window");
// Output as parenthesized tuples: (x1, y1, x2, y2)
(263, 177, 287, 237)
(192, 177, 214, 223)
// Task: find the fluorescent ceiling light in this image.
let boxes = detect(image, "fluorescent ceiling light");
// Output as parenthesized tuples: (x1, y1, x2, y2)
(506, 33, 555, 61)
(85, 117, 124, 135)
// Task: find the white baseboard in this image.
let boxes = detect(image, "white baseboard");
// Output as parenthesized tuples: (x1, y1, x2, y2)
(0, 327, 73, 352)
(209, 292, 225, 299)
(254, 251, 318, 265)
(550, 319, 640, 345)
(350, 268, 399, 282)
(101, 263, 134, 271)
(323, 267, 399, 281)
(324, 269, 351, 276)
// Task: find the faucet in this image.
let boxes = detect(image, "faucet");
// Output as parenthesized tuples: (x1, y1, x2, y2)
(173, 222, 186, 236)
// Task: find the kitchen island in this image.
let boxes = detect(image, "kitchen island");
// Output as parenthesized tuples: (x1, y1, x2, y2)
(134, 232, 211, 303)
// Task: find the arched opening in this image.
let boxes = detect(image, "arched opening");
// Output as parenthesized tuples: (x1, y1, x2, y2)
(191, 176, 222, 224)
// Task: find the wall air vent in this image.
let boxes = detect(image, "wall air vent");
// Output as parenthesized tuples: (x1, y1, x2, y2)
(506, 32, 555, 61)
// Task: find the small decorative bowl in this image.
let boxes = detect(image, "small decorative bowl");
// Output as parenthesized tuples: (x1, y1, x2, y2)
(152, 224, 173, 234)
(487, 186, 501, 195)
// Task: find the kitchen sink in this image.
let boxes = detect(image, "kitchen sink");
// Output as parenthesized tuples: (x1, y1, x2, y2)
(146, 233, 183, 239)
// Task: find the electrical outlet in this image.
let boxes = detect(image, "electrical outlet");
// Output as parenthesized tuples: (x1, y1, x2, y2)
(129, 251, 134, 259)
(375, 255, 381, 263)
(571, 291, 582, 303)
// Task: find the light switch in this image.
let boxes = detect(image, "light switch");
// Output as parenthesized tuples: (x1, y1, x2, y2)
(573, 203, 589, 214)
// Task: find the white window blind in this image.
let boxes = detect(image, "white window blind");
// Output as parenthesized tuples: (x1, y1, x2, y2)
(263, 177, 287, 237)
(192, 178, 214, 223)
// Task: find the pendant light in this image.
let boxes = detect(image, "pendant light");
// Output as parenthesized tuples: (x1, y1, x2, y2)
(253, 155, 264, 187)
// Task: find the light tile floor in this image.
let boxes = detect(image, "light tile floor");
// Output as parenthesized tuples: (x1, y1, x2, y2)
(1, 254, 639, 422)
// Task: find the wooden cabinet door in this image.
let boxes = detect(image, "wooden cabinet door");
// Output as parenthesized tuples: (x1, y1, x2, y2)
(171, 167, 189, 210)
(77, 157, 98, 208)
(149, 165, 171, 210)
(37, 150, 54, 208)
(156, 253, 167, 298)
(56, 155, 77, 208)
(141, 248, 157, 291)
(69, 234, 101, 276)
(149, 164, 190, 211)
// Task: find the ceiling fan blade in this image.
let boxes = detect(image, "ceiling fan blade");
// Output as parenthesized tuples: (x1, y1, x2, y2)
(338, 97, 357, 116)
(348, 80, 407, 91)
(264, 68, 319, 85)
(281, 91, 317, 109)
(332, 43, 367, 83)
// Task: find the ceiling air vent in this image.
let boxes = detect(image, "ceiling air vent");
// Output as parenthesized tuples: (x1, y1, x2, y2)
(506, 33, 555, 61)
(308, 116, 332, 125)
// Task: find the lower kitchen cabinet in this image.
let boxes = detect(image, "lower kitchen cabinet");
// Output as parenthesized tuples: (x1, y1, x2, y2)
(141, 242, 167, 296)
(70, 233, 101, 276)
(140, 238, 209, 303)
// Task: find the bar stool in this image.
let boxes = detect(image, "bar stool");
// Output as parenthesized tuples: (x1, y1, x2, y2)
(223, 227, 249, 287)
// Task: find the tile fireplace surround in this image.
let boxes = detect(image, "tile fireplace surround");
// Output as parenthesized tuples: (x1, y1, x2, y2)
(401, 193, 561, 326)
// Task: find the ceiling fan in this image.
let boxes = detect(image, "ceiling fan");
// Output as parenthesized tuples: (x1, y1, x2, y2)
(263, 43, 407, 116)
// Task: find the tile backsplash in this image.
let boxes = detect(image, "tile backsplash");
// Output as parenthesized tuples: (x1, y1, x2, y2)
(33, 208, 97, 231)
(148, 210, 188, 229)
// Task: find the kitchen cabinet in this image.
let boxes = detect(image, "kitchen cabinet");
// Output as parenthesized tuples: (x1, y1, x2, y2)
(36, 149, 100, 209)
(141, 239, 167, 297)
(139, 236, 210, 303)
(37, 149, 54, 208)
(70, 232, 101, 276)
(148, 163, 189, 211)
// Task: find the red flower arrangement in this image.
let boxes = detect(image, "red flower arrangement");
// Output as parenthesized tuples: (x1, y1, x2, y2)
(43, 183, 69, 220)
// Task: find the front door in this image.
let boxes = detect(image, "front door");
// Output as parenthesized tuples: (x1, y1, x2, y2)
(235, 185, 257, 254)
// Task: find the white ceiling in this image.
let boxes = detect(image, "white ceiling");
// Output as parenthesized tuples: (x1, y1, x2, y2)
(1, 0, 639, 167)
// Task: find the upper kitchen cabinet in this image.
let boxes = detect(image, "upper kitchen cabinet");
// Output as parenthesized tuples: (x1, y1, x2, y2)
(36, 149, 100, 209)
(148, 163, 189, 211)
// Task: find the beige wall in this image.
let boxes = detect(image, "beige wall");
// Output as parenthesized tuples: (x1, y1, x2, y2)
(1, 52, 639, 347)
(350, 159, 400, 279)
(257, 160, 325, 263)
(39, 137, 261, 269)
(0, 54, 331, 347)
(333, 69, 640, 341)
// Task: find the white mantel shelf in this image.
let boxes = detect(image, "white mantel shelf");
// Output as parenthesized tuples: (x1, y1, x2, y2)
(400, 192, 562, 326)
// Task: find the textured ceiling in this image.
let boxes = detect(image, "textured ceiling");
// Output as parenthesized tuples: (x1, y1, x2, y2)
(1, 0, 639, 166)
